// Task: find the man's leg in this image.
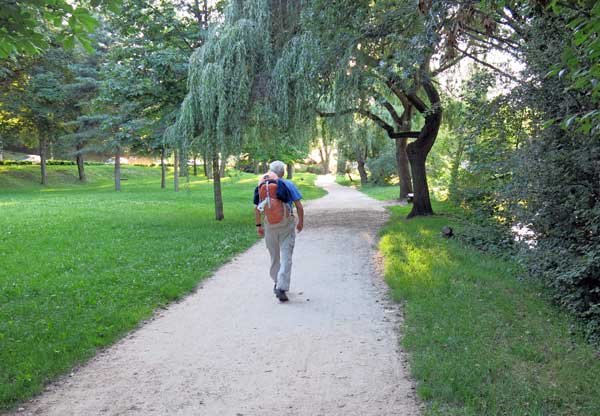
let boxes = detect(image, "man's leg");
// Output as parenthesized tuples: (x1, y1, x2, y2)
(277, 220, 296, 292)
(265, 226, 280, 285)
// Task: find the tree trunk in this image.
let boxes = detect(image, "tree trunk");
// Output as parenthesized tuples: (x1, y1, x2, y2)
(406, 148, 432, 217)
(396, 138, 412, 199)
(203, 154, 209, 177)
(160, 147, 166, 189)
(179, 149, 188, 177)
(357, 159, 368, 186)
(174, 149, 179, 192)
(213, 156, 224, 220)
(114, 147, 121, 191)
(286, 162, 293, 179)
(76, 145, 85, 182)
(219, 155, 226, 177)
(318, 145, 331, 174)
(40, 136, 47, 185)
(336, 156, 347, 175)
(405, 79, 442, 218)
(193, 156, 198, 176)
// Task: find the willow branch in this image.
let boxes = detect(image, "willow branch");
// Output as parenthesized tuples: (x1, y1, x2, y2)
(462, 31, 522, 57)
(389, 131, 421, 139)
(316, 108, 396, 137)
(455, 47, 522, 84)
(385, 80, 415, 111)
(381, 101, 403, 127)
(463, 25, 521, 49)
(432, 56, 465, 77)
(406, 92, 429, 114)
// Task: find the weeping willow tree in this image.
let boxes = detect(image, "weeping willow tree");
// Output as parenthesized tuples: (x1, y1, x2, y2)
(269, 0, 450, 217)
(173, 0, 305, 220)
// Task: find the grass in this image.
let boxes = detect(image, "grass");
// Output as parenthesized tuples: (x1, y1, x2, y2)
(339, 178, 600, 415)
(336, 174, 405, 201)
(0, 164, 325, 409)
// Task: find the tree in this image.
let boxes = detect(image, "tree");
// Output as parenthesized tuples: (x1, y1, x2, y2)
(175, 0, 304, 220)
(337, 118, 388, 186)
(95, 54, 148, 191)
(272, 0, 452, 217)
(61, 42, 107, 181)
(436, 0, 600, 340)
(92, 0, 211, 191)
(0, 48, 73, 184)
(316, 119, 334, 175)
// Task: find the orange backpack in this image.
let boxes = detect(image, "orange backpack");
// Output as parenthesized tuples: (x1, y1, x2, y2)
(257, 172, 290, 225)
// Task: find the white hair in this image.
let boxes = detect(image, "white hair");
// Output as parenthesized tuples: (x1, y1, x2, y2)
(269, 160, 285, 177)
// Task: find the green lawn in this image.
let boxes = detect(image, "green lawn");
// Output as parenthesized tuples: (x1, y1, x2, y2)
(0, 165, 325, 409)
(336, 175, 405, 201)
(341, 179, 600, 415)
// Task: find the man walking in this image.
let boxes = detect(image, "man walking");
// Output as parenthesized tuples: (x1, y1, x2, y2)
(254, 161, 304, 302)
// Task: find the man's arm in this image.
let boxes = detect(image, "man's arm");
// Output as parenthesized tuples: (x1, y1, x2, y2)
(294, 200, 304, 233)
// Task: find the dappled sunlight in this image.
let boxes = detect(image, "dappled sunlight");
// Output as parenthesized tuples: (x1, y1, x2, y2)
(380, 212, 469, 302)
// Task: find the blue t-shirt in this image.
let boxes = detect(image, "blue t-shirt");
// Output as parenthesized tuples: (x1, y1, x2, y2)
(253, 178, 302, 210)
(283, 179, 302, 203)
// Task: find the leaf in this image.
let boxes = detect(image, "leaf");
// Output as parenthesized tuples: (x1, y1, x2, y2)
(542, 118, 556, 129)
(107, 0, 122, 13)
(63, 35, 76, 50)
(545, 67, 560, 78)
(563, 115, 578, 129)
(76, 34, 95, 53)
(73, 10, 98, 33)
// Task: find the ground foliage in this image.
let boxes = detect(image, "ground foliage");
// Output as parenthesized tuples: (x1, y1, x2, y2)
(380, 202, 600, 416)
(434, 0, 600, 342)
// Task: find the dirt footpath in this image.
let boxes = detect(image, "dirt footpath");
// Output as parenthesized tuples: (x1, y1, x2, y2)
(9, 175, 420, 416)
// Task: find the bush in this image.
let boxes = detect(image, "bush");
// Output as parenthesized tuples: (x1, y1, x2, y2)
(0, 160, 33, 165)
(46, 160, 76, 166)
(514, 132, 600, 342)
(366, 140, 396, 185)
(305, 165, 323, 174)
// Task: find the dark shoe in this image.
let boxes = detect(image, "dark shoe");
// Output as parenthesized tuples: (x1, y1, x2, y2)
(275, 289, 289, 302)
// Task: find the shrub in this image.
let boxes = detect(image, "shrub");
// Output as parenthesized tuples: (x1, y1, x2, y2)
(366, 140, 396, 185)
(47, 160, 76, 166)
(2, 160, 34, 165)
(305, 165, 323, 174)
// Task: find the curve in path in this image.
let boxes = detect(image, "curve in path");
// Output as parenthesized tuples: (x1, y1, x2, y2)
(9, 175, 420, 416)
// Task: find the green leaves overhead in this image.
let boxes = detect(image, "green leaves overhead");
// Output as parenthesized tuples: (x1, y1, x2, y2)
(175, 0, 274, 157)
(0, 1, 121, 59)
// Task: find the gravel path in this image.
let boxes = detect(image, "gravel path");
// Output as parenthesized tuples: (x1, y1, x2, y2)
(9, 175, 420, 416)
